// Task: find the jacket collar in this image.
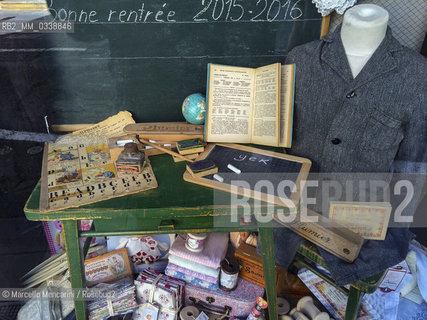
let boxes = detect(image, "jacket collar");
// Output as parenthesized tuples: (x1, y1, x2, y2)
(321, 25, 403, 88)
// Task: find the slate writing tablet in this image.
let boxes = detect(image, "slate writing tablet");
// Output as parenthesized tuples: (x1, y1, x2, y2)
(183, 143, 311, 207)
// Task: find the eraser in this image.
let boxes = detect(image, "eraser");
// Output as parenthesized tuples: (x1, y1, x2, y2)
(186, 160, 218, 178)
(171, 147, 199, 162)
(176, 138, 204, 155)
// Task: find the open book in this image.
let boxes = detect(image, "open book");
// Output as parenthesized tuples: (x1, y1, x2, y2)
(205, 63, 295, 147)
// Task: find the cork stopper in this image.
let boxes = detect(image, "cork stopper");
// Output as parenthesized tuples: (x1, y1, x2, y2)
(124, 142, 138, 152)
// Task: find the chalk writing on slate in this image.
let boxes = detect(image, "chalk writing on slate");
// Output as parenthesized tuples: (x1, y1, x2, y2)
(203, 145, 302, 198)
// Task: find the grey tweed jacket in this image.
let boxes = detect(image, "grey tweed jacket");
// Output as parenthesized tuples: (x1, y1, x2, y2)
(272, 26, 427, 285)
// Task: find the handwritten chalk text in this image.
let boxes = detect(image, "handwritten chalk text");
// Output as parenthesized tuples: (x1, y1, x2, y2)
(47, 0, 307, 24)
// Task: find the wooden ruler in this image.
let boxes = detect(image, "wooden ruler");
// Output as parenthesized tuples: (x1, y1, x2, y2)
(279, 210, 363, 262)
(124, 122, 204, 141)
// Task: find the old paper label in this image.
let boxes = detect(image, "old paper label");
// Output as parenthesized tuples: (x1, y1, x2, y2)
(329, 201, 391, 240)
(84, 248, 132, 287)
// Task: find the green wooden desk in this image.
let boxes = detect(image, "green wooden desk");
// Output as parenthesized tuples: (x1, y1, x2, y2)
(293, 241, 385, 320)
(24, 154, 279, 319)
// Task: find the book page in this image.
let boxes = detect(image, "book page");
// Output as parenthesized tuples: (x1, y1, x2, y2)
(251, 63, 281, 146)
(205, 64, 254, 143)
(279, 64, 295, 147)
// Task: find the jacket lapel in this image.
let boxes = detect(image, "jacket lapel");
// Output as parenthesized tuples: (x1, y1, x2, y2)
(320, 27, 354, 83)
(352, 28, 401, 89)
(321, 26, 402, 89)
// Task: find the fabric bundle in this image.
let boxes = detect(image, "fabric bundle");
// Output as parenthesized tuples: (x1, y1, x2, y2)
(164, 232, 229, 289)
(87, 278, 137, 320)
(134, 268, 186, 320)
(165, 269, 219, 290)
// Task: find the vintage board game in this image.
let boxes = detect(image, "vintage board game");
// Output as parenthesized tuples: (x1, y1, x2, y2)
(39, 112, 158, 212)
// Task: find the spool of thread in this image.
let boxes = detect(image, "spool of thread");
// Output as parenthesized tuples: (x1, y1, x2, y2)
(297, 296, 330, 320)
(279, 316, 293, 320)
(180, 306, 200, 320)
(185, 233, 207, 252)
(277, 297, 290, 315)
(289, 308, 310, 320)
(219, 257, 239, 291)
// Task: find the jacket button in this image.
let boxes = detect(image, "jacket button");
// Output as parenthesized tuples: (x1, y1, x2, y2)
(346, 91, 356, 98)
(331, 138, 341, 145)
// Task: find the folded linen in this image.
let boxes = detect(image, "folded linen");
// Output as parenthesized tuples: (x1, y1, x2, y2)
(170, 233, 229, 269)
(165, 268, 219, 290)
(166, 263, 218, 284)
(168, 254, 220, 278)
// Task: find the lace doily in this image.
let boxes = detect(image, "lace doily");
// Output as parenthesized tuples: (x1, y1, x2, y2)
(312, 0, 358, 16)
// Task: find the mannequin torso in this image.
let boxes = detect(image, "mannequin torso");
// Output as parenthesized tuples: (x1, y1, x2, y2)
(340, 4, 389, 78)
(281, 2, 426, 286)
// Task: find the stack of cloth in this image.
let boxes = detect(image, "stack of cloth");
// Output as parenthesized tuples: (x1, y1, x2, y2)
(134, 268, 185, 319)
(165, 232, 229, 290)
(87, 278, 137, 320)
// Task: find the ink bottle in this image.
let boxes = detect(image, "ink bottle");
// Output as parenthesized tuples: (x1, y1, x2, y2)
(115, 142, 145, 174)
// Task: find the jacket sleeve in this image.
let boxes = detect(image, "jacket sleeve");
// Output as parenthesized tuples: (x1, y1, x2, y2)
(392, 84, 427, 174)
(391, 83, 426, 223)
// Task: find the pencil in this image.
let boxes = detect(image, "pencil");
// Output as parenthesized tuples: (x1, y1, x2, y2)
(136, 135, 195, 163)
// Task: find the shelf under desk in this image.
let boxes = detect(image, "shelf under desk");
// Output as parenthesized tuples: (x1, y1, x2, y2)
(24, 154, 279, 319)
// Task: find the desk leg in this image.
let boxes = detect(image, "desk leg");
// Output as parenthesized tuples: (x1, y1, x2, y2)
(259, 225, 278, 319)
(62, 220, 87, 320)
(345, 286, 364, 320)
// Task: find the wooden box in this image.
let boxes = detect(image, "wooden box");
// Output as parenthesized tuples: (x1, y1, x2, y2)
(234, 243, 309, 296)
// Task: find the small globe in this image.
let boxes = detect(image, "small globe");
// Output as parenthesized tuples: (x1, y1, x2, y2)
(182, 93, 206, 125)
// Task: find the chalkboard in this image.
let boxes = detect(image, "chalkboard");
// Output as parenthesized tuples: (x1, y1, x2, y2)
(183, 143, 311, 206)
(205, 144, 302, 195)
(0, 0, 324, 125)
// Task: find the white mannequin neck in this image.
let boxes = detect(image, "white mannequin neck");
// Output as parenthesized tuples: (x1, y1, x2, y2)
(340, 4, 389, 78)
